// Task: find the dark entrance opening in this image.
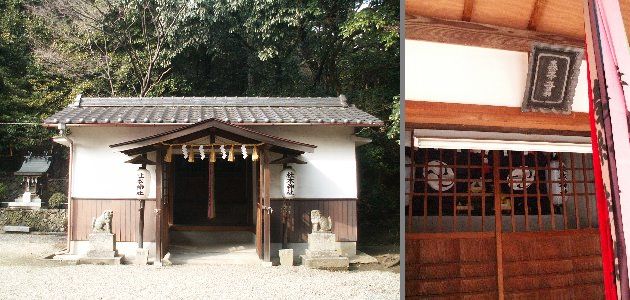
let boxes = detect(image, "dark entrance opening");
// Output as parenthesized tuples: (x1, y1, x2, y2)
(110, 118, 316, 263)
(172, 155, 254, 227)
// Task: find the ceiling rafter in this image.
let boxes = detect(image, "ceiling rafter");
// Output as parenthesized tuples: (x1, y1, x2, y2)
(527, 0, 547, 31)
(462, 0, 475, 22)
(405, 15, 583, 53)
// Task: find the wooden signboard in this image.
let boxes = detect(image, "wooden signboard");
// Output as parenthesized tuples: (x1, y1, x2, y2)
(522, 43, 584, 114)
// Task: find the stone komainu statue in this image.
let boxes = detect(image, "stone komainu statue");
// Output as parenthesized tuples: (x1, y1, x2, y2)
(310, 210, 332, 233)
(92, 210, 113, 233)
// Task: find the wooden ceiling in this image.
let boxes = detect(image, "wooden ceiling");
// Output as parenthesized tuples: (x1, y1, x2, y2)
(406, 0, 630, 44)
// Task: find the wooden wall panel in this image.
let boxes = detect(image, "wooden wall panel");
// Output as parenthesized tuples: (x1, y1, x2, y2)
(405, 230, 604, 298)
(270, 198, 357, 243)
(406, 234, 498, 298)
(502, 230, 603, 298)
(70, 198, 156, 242)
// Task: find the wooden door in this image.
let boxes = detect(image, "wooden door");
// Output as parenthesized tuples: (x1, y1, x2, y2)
(405, 145, 604, 298)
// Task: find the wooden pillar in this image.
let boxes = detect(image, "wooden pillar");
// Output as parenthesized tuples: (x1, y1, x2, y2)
(208, 134, 216, 219)
(138, 154, 147, 249)
(252, 157, 258, 226)
(66, 141, 74, 250)
(168, 162, 174, 226)
(155, 149, 164, 265)
(281, 158, 289, 249)
(262, 146, 271, 262)
(256, 149, 264, 259)
(138, 198, 145, 249)
(492, 151, 505, 299)
(408, 131, 415, 230)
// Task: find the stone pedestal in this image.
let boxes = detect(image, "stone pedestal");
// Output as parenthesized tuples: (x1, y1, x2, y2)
(79, 233, 123, 265)
(7, 192, 42, 209)
(135, 248, 149, 265)
(307, 232, 336, 251)
(279, 249, 293, 267)
(300, 232, 349, 270)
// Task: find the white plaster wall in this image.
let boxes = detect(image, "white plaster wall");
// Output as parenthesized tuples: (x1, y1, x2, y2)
(405, 40, 590, 112)
(248, 126, 359, 199)
(69, 125, 359, 199)
(70, 126, 180, 198)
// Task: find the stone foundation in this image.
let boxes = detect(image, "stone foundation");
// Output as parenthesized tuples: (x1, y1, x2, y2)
(271, 242, 356, 258)
(70, 241, 156, 264)
(300, 232, 349, 270)
(79, 233, 124, 265)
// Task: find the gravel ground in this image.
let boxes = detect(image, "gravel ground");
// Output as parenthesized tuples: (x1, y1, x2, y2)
(0, 234, 400, 299)
(0, 233, 66, 266)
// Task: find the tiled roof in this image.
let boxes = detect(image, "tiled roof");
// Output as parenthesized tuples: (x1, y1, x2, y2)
(14, 156, 52, 176)
(43, 95, 383, 126)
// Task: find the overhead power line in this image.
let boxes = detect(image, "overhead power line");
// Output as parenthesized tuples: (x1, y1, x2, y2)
(0, 123, 43, 125)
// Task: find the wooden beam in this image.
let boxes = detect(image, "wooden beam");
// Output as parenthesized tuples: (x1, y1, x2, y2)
(462, 0, 475, 22)
(502, 227, 599, 238)
(406, 231, 495, 240)
(405, 101, 590, 136)
(527, 0, 547, 31)
(110, 118, 316, 155)
(405, 14, 583, 52)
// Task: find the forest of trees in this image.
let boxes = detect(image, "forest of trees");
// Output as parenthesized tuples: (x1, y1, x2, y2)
(0, 0, 399, 243)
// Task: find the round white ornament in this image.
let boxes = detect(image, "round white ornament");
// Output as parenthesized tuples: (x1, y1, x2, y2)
(423, 160, 455, 191)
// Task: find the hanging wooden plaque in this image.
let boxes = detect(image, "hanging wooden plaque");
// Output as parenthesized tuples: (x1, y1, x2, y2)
(522, 43, 584, 114)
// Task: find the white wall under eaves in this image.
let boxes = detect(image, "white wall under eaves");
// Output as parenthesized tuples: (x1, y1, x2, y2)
(68, 126, 359, 200)
(404, 39, 590, 113)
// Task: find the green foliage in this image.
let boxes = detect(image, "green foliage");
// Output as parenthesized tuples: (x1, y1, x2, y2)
(0, 183, 6, 200)
(0, 0, 73, 153)
(41, 178, 68, 202)
(47, 192, 67, 208)
(356, 128, 400, 244)
(387, 96, 400, 141)
(0, 177, 22, 201)
(35, 0, 205, 97)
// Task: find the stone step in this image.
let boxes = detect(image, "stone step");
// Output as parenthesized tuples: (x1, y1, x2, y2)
(301, 255, 349, 270)
(170, 230, 255, 246)
(78, 256, 123, 265)
(168, 251, 260, 265)
(169, 244, 255, 254)
(3, 225, 30, 233)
